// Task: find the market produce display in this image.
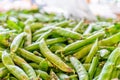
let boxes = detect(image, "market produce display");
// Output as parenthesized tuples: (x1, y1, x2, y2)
(0, 10, 120, 80)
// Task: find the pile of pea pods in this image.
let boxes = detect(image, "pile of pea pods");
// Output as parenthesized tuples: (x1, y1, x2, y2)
(0, 10, 120, 80)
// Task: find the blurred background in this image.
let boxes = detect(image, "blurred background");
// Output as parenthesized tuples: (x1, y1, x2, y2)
(0, 0, 120, 21)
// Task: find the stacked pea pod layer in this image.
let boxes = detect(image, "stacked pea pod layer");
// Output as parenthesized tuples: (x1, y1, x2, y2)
(0, 10, 120, 80)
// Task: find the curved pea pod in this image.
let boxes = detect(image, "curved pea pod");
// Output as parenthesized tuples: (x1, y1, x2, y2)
(46, 37, 67, 45)
(33, 33, 43, 41)
(30, 23, 43, 32)
(88, 56, 99, 80)
(36, 30, 53, 42)
(6, 65, 29, 80)
(36, 70, 50, 80)
(70, 57, 89, 80)
(98, 47, 120, 80)
(2, 51, 14, 65)
(18, 48, 44, 64)
(53, 27, 82, 39)
(72, 19, 84, 32)
(2, 51, 29, 80)
(39, 39, 73, 72)
(10, 32, 26, 52)
(33, 26, 53, 36)
(55, 20, 69, 27)
(12, 54, 36, 80)
(64, 31, 104, 53)
(99, 32, 120, 46)
(24, 25, 32, 46)
(0, 67, 8, 78)
(73, 43, 93, 59)
(25, 37, 66, 51)
(85, 39, 98, 63)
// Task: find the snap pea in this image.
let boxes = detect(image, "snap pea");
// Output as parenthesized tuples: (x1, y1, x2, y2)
(32, 33, 43, 41)
(36, 29, 53, 42)
(12, 54, 37, 80)
(57, 73, 70, 80)
(99, 32, 120, 46)
(64, 31, 104, 53)
(73, 43, 93, 59)
(10, 32, 26, 52)
(39, 39, 73, 72)
(33, 26, 53, 36)
(88, 56, 99, 80)
(2, 50, 29, 80)
(18, 48, 44, 64)
(98, 47, 120, 80)
(25, 37, 67, 51)
(85, 39, 98, 63)
(53, 27, 82, 39)
(70, 57, 89, 80)
(72, 19, 84, 32)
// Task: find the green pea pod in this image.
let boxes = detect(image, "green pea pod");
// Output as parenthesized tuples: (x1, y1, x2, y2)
(2, 51, 14, 65)
(0, 67, 8, 78)
(85, 39, 98, 63)
(39, 59, 48, 72)
(12, 54, 36, 80)
(99, 32, 120, 46)
(2, 50, 29, 80)
(70, 57, 89, 80)
(36, 30, 52, 42)
(55, 20, 69, 27)
(39, 39, 73, 72)
(98, 47, 120, 80)
(88, 56, 99, 80)
(33, 26, 53, 36)
(7, 65, 29, 80)
(53, 27, 82, 39)
(24, 25, 32, 46)
(10, 32, 26, 52)
(18, 48, 44, 64)
(73, 43, 93, 59)
(33, 33, 43, 41)
(72, 19, 84, 32)
(64, 31, 104, 53)
(25, 37, 66, 51)
(36, 70, 50, 80)
(46, 37, 66, 45)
